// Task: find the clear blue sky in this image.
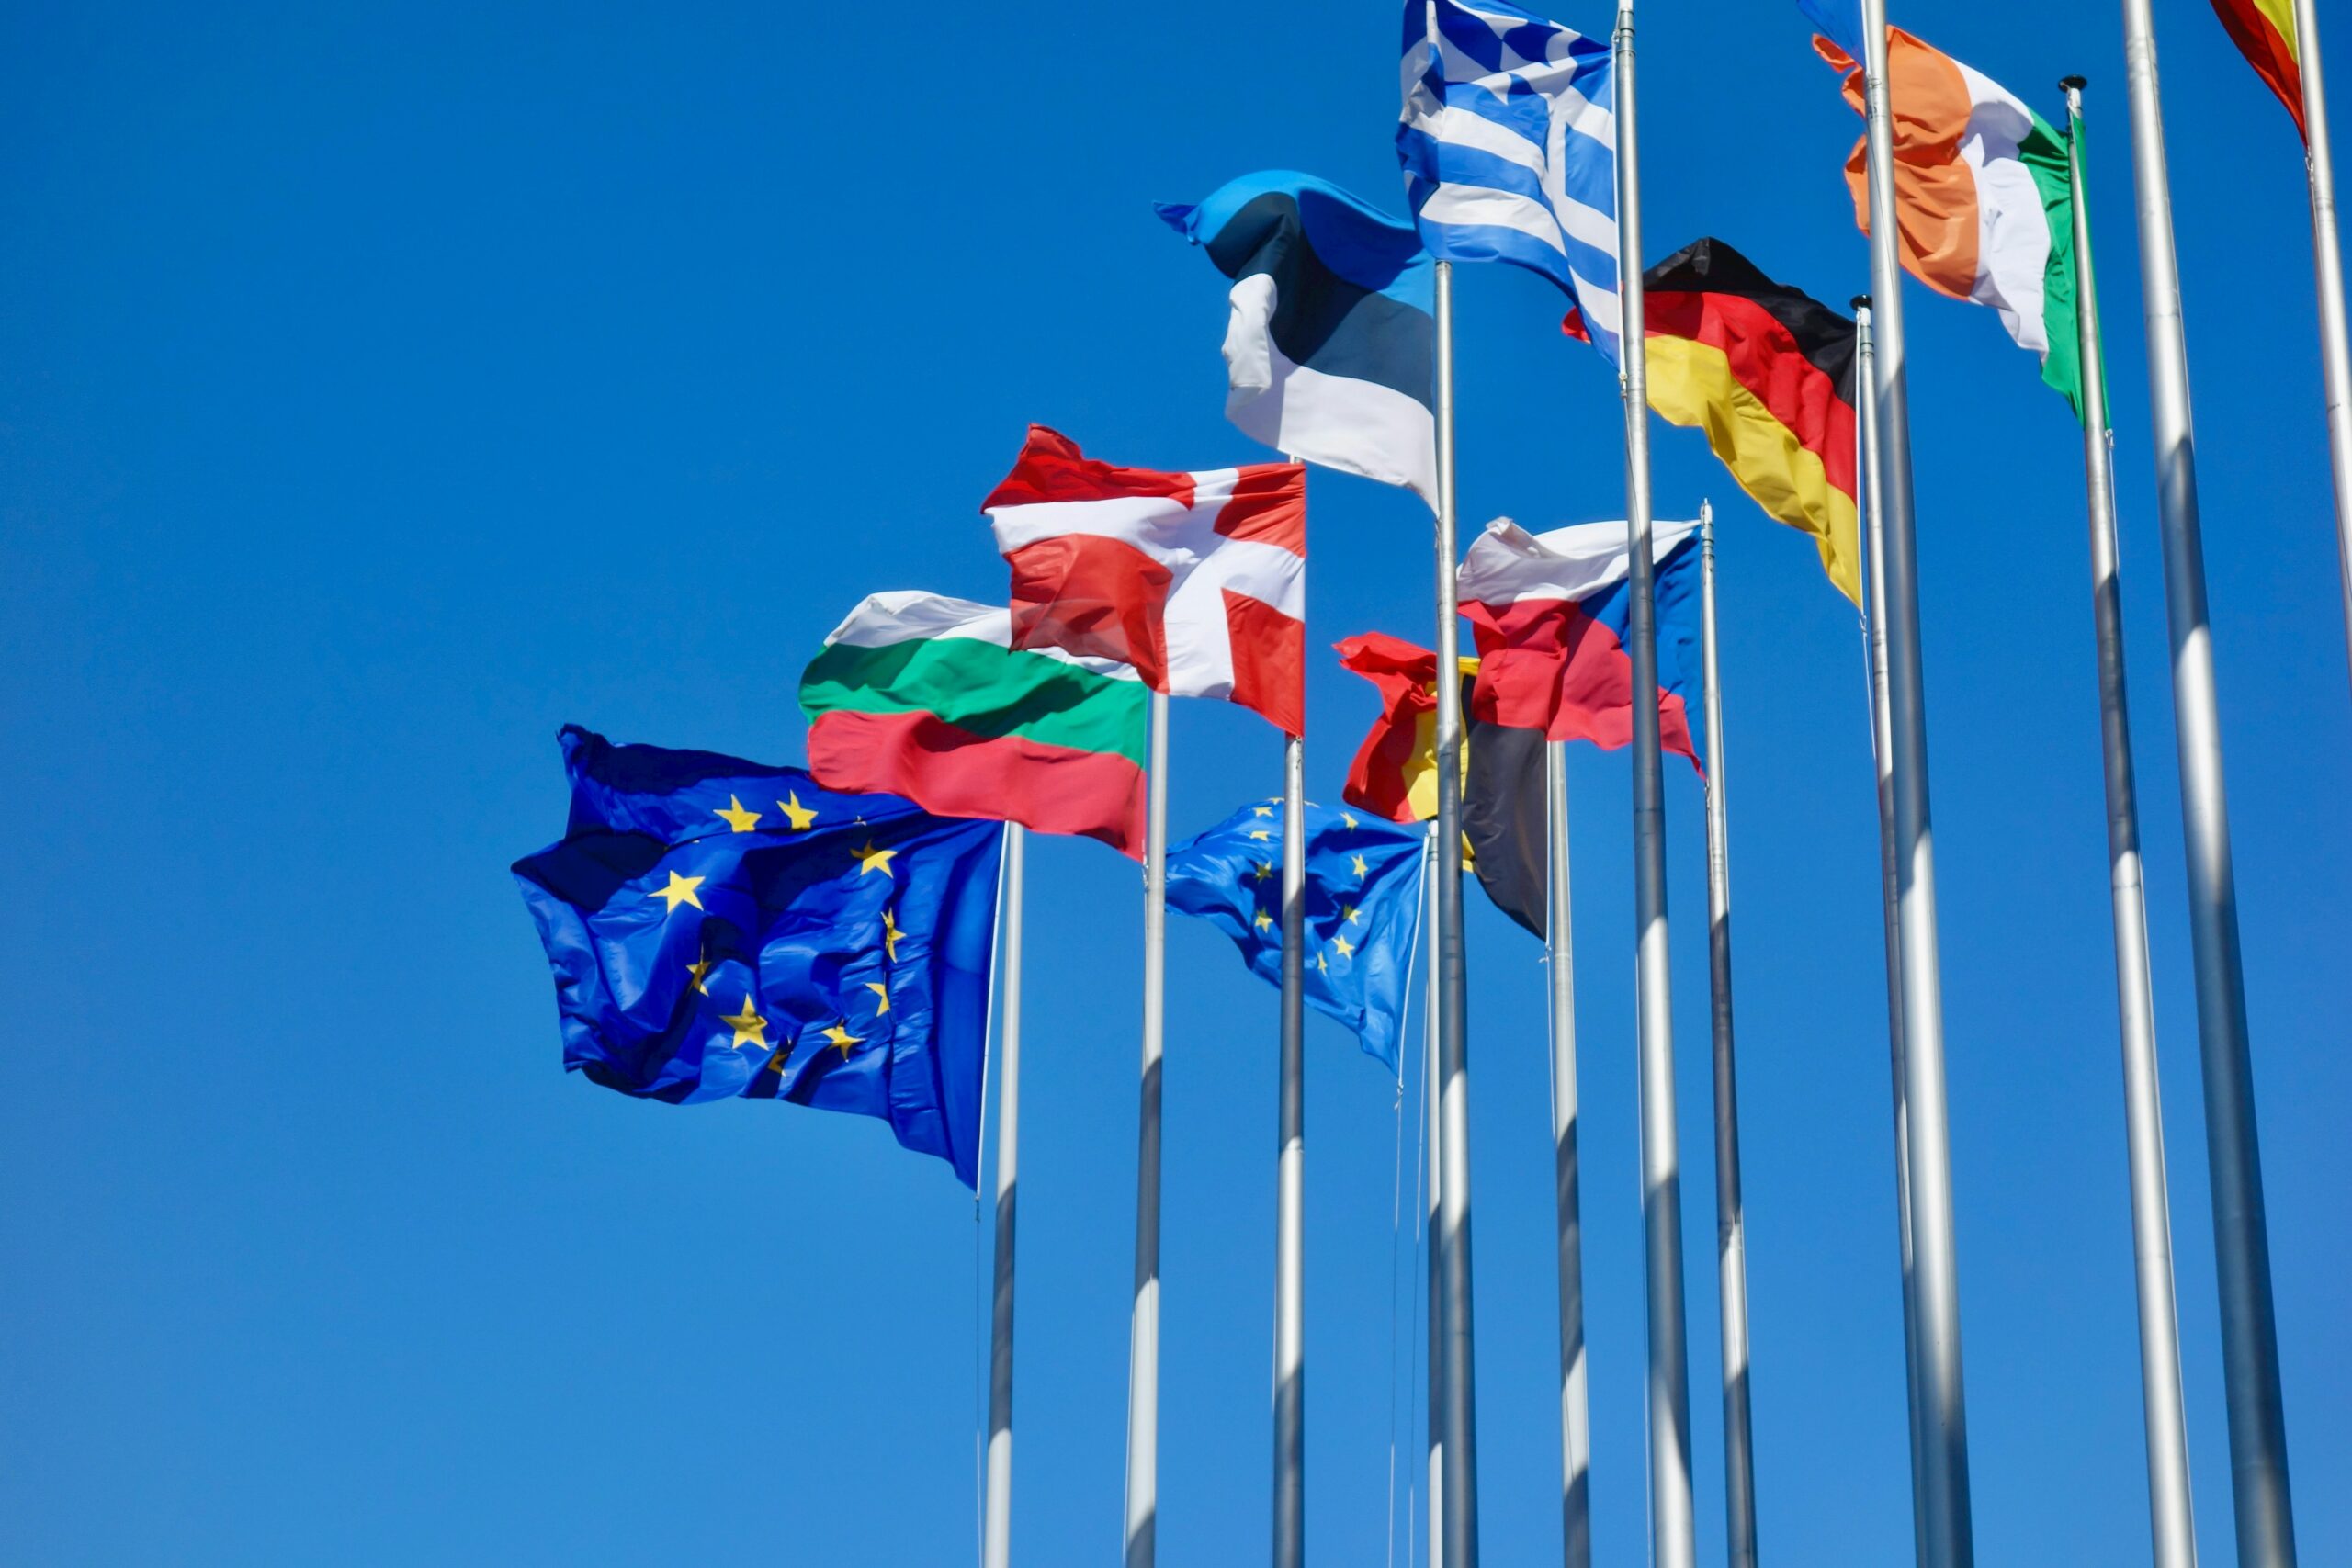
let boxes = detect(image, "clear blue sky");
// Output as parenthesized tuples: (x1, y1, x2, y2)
(3, 2, 2345, 1563)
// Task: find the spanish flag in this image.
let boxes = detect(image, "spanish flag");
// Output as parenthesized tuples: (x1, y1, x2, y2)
(2211, 0, 2305, 139)
(1567, 239, 1860, 604)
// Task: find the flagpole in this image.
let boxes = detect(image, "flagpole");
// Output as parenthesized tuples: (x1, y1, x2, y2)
(1855, 299, 1931, 1568)
(1543, 739, 1590, 1568)
(1274, 733, 1307, 1568)
(983, 822, 1026, 1568)
(1697, 502, 1757, 1568)
(1423, 826, 1446, 1568)
(1430, 255, 1483, 1568)
(2290, 0, 2352, 688)
(2120, 7, 2301, 1562)
(2061, 78, 2200, 1568)
(1611, 7, 1697, 1567)
(1125, 690, 1170, 1568)
(1857, 0, 1976, 1559)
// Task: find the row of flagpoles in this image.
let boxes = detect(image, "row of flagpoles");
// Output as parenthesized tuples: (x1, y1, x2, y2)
(508, 0, 2342, 1562)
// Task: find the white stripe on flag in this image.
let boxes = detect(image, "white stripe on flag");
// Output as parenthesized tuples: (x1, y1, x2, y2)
(1414, 186, 1567, 256)
(1456, 516, 1701, 608)
(824, 590, 1142, 678)
(1221, 274, 1437, 509)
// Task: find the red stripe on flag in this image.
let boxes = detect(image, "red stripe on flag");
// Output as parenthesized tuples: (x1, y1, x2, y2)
(1213, 464, 1308, 556)
(1643, 290, 1858, 502)
(1004, 535, 1171, 691)
(1224, 588, 1306, 737)
(1464, 597, 1701, 772)
(1336, 632, 1441, 822)
(981, 423, 1195, 510)
(808, 707, 1148, 859)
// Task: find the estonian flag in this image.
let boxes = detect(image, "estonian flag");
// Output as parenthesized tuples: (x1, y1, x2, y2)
(1157, 172, 1437, 509)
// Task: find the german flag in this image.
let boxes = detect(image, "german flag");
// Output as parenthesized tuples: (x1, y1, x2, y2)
(2209, 0, 2304, 138)
(1335, 632, 1546, 938)
(1566, 238, 1860, 605)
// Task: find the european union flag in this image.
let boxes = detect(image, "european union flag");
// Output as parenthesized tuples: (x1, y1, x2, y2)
(513, 727, 1004, 1187)
(1166, 799, 1429, 1072)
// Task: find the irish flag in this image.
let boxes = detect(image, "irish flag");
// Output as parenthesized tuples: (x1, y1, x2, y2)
(798, 591, 1150, 858)
(1816, 30, 2085, 419)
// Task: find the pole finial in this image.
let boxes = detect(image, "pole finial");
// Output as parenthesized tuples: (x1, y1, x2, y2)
(1851, 294, 1871, 311)
(2060, 73, 2087, 93)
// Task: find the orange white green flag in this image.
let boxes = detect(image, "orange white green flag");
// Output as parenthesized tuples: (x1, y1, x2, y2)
(2210, 0, 2305, 138)
(1815, 29, 2086, 422)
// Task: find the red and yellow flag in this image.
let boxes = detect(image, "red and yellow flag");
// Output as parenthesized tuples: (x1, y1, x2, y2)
(2211, 0, 2305, 139)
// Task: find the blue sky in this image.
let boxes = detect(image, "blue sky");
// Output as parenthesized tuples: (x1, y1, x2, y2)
(2, 2, 2345, 1563)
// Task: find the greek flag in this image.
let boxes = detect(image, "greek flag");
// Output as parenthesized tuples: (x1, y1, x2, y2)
(1397, 0, 1623, 362)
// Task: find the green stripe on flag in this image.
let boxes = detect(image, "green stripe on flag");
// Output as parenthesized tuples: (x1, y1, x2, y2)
(799, 635, 1150, 768)
(2021, 110, 2089, 423)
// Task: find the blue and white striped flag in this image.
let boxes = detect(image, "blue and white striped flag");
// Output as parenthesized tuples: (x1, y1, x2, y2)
(1396, 0, 1623, 362)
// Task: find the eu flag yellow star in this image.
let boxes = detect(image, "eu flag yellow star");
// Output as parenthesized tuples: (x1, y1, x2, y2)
(822, 1021, 862, 1058)
(1254, 909, 1273, 932)
(882, 908, 901, 961)
(1253, 862, 1274, 883)
(777, 791, 819, 830)
(1341, 811, 1360, 829)
(718, 995, 768, 1050)
(1351, 853, 1368, 878)
(854, 840, 897, 879)
(650, 870, 705, 913)
(1249, 828, 1272, 841)
(714, 795, 763, 833)
(1340, 902, 1361, 925)
(686, 946, 715, 995)
(1253, 805, 1275, 818)
(1332, 933, 1356, 960)
(865, 981, 890, 1015)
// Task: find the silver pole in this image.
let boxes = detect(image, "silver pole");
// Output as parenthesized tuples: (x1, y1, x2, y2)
(2061, 78, 2200, 1568)
(1125, 690, 1170, 1568)
(1430, 256, 1483, 1568)
(1855, 300, 1931, 1568)
(1698, 504, 1758, 1568)
(1857, 0, 1975, 1558)
(1424, 829, 1446, 1568)
(2290, 0, 2352, 689)
(2120, 8, 2301, 1562)
(1274, 735, 1307, 1568)
(983, 823, 1026, 1568)
(1544, 741, 1590, 1568)
(1611, 7, 1697, 1566)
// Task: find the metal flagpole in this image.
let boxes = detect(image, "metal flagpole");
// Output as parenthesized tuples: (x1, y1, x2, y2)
(1698, 503, 1757, 1568)
(1275, 735, 1307, 1568)
(2289, 0, 2352, 688)
(1611, 7, 1697, 1567)
(2120, 7, 2301, 1562)
(983, 824, 1026, 1568)
(1856, 1, 1976, 1560)
(1544, 741, 1590, 1568)
(1855, 300, 1931, 1568)
(1430, 257, 1483, 1568)
(1423, 828, 1445, 1568)
(1125, 691, 1170, 1568)
(2061, 78, 2200, 1568)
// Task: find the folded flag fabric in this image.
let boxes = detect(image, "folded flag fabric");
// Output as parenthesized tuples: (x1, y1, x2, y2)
(513, 727, 1003, 1187)
(1459, 516, 1705, 781)
(984, 425, 1307, 737)
(1567, 238, 1860, 603)
(1156, 172, 1437, 509)
(1335, 631, 1549, 937)
(1814, 31, 2085, 420)
(2210, 0, 2305, 137)
(798, 590, 1149, 858)
(1166, 799, 1429, 1072)
(1399, 0, 1623, 362)
(1794, 0, 1861, 59)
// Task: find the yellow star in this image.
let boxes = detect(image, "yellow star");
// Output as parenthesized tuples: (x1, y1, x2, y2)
(1253, 805, 1275, 818)
(1340, 903, 1362, 926)
(764, 1040, 794, 1074)
(650, 870, 705, 913)
(686, 947, 715, 996)
(777, 791, 819, 830)
(713, 795, 762, 833)
(854, 840, 897, 879)
(1254, 909, 1274, 932)
(866, 981, 890, 1015)
(1252, 862, 1274, 883)
(1351, 853, 1368, 878)
(1333, 934, 1356, 959)
(1249, 828, 1272, 841)
(822, 1021, 862, 1058)
(1341, 811, 1359, 829)
(882, 908, 901, 961)
(1316, 951, 1328, 974)
(718, 994, 767, 1050)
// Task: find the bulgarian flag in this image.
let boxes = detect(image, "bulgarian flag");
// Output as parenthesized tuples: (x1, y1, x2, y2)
(984, 426, 1308, 737)
(2211, 0, 2305, 138)
(799, 591, 1150, 858)
(1815, 29, 2086, 420)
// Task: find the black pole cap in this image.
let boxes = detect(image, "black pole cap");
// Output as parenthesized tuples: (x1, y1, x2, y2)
(1851, 294, 1871, 311)
(2060, 73, 2087, 92)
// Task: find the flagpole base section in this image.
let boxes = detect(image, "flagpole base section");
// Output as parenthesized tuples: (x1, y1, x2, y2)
(1124, 692, 1170, 1568)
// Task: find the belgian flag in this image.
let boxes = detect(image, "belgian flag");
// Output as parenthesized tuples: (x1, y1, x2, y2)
(1335, 632, 1546, 938)
(1567, 238, 1860, 604)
